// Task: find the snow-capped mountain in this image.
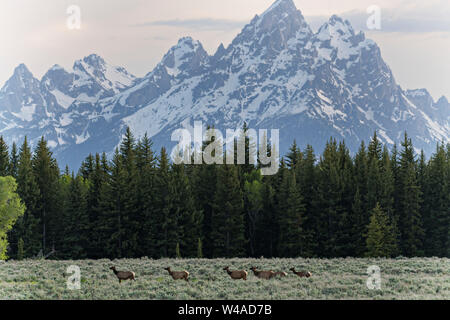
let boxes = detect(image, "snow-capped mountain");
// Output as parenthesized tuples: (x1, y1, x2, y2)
(0, 0, 449, 169)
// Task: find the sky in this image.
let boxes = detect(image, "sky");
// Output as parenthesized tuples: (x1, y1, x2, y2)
(0, 0, 449, 100)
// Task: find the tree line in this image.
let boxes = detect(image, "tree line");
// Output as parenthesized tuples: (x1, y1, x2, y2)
(1, 127, 449, 260)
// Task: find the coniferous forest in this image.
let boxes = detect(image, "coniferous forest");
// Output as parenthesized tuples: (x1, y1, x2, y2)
(2, 127, 450, 261)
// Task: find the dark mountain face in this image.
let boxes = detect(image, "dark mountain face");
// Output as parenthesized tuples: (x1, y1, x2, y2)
(0, 0, 448, 169)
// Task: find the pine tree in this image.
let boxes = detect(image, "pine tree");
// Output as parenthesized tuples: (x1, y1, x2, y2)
(335, 141, 355, 257)
(61, 174, 89, 259)
(367, 133, 384, 211)
(277, 171, 307, 257)
(93, 153, 117, 258)
(313, 139, 343, 257)
(368, 131, 382, 162)
(366, 203, 398, 257)
(79, 154, 95, 180)
(32, 137, 60, 255)
(119, 127, 140, 257)
(350, 188, 365, 256)
(0, 136, 10, 176)
(170, 161, 203, 257)
(255, 176, 277, 257)
(211, 164, 246, 257)
(297, 144, 317, 256)
(379, 146, 399, 255)
(286, 140, 302, 172)
(9, 142, 19, 178)
(152, 147, 177, 258)
(15, 137, 41, 257)
(108, 148, 126, 258)
(398, 133, 424, 256)
(191, 129, 220, 258)
(351, 141, 370, 256)
(235, 122, 256, 176)
(136, 134, 157, 258)
(243, 170, 264, 257)
(422, 143, 449, 257)
(85, 154, 103, 258)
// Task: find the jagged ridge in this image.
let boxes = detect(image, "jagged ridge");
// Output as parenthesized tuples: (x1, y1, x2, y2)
(0, 0, 448, 169)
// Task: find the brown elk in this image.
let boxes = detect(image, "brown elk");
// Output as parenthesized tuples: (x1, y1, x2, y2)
(250, 267, 275, 280)
(290, 267, 312, 278)
(223, 266, 248, 280)
(109, 266, 136, 283)
(272, 271, 287, 278)
(164, 267, 190, 282)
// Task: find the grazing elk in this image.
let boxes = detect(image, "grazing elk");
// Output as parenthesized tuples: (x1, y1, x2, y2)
(272, 271, 287, 278)
(164, 267, 190, 282)
(250, 267, 275, 280)
(223, 266, 248, 280)
(290, 267, 312, 278)
(109, 266, 136, 283)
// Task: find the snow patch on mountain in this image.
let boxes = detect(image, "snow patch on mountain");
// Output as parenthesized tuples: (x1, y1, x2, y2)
(0, 0, 448, 170)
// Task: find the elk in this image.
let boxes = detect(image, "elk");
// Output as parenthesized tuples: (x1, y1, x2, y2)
(250, 267, 275, 280)
(272, 271, 287, 278)
(290, 267, 312, 278)
(223, 266, 248, 280)
(109, 266, 135, 283)
(164, 267, 190, 282)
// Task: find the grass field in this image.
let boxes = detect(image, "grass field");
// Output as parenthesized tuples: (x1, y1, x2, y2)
(0, 257, 449, 300)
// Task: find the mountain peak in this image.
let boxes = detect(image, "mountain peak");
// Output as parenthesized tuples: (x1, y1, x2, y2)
(82, 54, 106, 68)
(318, 14, 355, 37)
(159, 37, 208, 78)
(167, 36, 204, 56)
(177, 36, 196, 45)
(50, 64, 65, 71)
(13, 63, 33, 78)
(436, 95, 449, 107)
(260, 0, 297, 18)
(231, 0, 311, 53)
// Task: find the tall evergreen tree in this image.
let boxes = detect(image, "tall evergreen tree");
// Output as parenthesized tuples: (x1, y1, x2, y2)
(32, 137, 60, 255)
(93, 153, 117, 258)
(15, 137, 41, 257)
(170, 162, 203, 257)
(243, 170, 264, 257)
(366, 203, 398, 257)
(277, 171, 307, 257)
(60, 174, 89, 259)
(152, 148, 177, 257)
(422, 144, 449, 257)
(0, 136, 10, 176)
(398, 133, 424, 256)
(136, 134, 157, 257)
(191, 128, 220, 258)
(119, 127, 140, 257)
(313, 139, 342, 257)
(286, 140, 302, 172)
(211, 164, 246, 257)
(9, 142, 19, 178)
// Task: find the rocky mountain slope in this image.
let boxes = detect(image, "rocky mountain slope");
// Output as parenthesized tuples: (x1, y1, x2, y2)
(0, 0, 448, 169)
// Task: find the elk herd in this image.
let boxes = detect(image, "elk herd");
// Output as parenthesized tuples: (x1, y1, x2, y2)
(109, 265, 312, 283)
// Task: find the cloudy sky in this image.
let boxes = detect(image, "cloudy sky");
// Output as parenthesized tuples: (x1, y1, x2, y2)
(1, 0, 449, 100)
